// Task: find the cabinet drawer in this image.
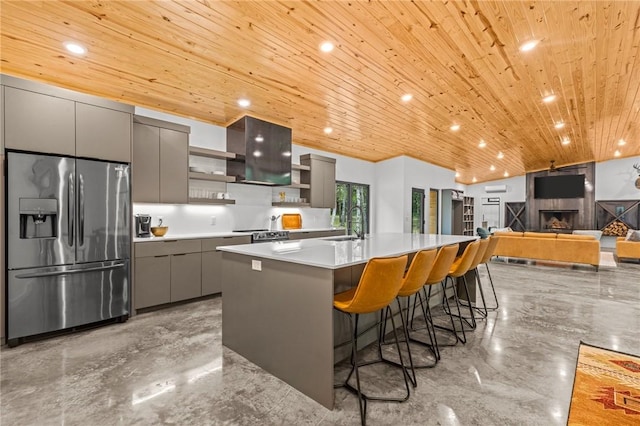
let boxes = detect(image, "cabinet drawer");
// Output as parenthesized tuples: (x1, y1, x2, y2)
(135, 239, 202, 257)
(201, 236, 251, 251)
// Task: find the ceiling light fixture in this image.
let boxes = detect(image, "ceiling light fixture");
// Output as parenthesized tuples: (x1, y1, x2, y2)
(614, 150, 621, 157)
(519, 39, 539, 52)
(554, 121, 565, 129)
(542, 94, 557, 103)
(497, 151, 504, 159)
(618, 139, 626, 146)
(282, 151, 292, 157)
(562, 137, 571, 145)
(503, 171, 509, 177)
(455, 172, 460, 178)
(450, 124, 461, 131)
(253, 150, 262, 157)
(320, 41, 334, 53)
(255, 135, 264, 142)
(237, 98, 251, 108)
(323, 127, 333, 134)
(490, 165, 496, 171)
(401, 93, 413, 102)
(64, 42, 87, 55)
(472, 177, 477, 183)
(478, 140, 487, 148)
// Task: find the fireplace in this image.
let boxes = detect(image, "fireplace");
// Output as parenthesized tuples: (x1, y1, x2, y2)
(539, 210, 579, 231)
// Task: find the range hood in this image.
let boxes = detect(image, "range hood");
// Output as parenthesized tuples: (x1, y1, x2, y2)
(226, 116, 292, 186)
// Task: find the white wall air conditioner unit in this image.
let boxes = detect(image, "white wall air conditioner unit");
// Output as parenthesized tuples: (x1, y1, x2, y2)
(484, 185, 507, 193)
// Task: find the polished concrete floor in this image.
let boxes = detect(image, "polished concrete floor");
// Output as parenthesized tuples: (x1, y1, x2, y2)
(2, 259, 639, 425)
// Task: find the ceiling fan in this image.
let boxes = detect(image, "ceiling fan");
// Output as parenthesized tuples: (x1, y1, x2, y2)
(548, 160, 587, 173)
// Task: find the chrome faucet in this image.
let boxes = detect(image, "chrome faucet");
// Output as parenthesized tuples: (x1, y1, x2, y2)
(347, 205, 366, 239)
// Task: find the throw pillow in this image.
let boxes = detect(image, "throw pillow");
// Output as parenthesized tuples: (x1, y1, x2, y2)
(476, 227, 490, 239)
(625, 229, 640, 242)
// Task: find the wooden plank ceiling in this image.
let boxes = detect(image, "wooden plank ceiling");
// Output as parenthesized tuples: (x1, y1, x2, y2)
(1, 1, 639, 184)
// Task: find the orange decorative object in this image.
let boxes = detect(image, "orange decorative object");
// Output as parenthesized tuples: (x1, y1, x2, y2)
(282, 214, 302, 229)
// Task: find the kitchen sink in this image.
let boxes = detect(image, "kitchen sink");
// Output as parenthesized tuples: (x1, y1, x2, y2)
(325, 235, 362, 242)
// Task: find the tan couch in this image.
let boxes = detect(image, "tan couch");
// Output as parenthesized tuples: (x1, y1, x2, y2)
(616, 237, 640, 261)
(493, 231, 600, 270)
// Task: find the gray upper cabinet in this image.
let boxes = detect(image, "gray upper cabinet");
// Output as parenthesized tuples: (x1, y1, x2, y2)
(2, 75, 133, 161)
(132, 123, 161, 202)
(76, 103, 132, 163)
(132, 116, 189, 204)
(4, 87, 76, 155)
(300, 154, 336, 209)
(160, 128, 188, 203)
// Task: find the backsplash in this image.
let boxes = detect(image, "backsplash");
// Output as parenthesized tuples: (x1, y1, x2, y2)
(132, 184, 332, 235)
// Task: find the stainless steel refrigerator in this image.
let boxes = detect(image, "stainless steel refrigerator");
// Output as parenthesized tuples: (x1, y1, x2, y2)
(6, 151, 130, 346)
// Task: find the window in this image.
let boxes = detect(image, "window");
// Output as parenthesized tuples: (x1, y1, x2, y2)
(333, 181, 370, 236)
(411, 188, 425, 233)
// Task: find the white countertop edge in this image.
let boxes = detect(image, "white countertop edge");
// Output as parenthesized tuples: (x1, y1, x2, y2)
(218, 233, 477, 270)
(133, 228, 345, 243)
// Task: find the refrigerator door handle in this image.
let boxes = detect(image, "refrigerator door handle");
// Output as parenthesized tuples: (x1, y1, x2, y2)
(68, 172, 75, 247)
(14, 262, 126, 279)
(79, 173, 85, 246)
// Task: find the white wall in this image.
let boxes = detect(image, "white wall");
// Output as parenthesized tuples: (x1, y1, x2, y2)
(595, 156, 640, 200)
(465, 175, 527, 230)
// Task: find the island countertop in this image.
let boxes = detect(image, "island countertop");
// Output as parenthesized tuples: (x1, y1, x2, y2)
(218, 233, 476, 269)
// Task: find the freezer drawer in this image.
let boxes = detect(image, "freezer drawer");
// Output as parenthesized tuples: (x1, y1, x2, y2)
(7, 260, 130, 341)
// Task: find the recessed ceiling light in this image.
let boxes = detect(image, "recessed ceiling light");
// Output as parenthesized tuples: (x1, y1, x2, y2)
(64, 42, 87, 55)
(472, 177, 477, 183)
(320, 41, 334, 53)
(614, 150, 621, 157)
(450, 124, 461, 132)
(490, 165, 496, 171)
(519, 39, 539, 52)
(478, 140, 487, 148)
(542, 94, 557, 103)
(237, 98, 251, 108)
(503, 171, 509, 177)
(618, 139, 626, 146)
(253, 150, 262, 157)
(282, 151, 292, 157)
(554, 121, 565, 129)
(562, 137, 571, 145)
(255, 135, 264, 142)
(497, 151, 504, 159)
(455, 172, 460, 178)
(401, 94, 413, 102)
(323, 127, 333, 134)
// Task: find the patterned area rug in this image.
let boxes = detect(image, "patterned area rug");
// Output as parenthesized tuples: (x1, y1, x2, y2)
(568, 342, 640, 425)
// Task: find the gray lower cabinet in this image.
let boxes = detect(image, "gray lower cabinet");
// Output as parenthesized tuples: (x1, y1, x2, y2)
(134, 239, 202, 309)
(202, 236, 251, 295)
(291, 229, 345, 240)
(171, 253, 202, 302)
(135, 255, 171, 309)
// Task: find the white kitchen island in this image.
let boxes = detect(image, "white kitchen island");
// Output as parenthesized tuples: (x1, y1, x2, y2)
(219, 233, 476, 409)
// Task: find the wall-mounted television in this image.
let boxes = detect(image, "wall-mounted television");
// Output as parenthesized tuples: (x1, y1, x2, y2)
(534, 174, 585, 199)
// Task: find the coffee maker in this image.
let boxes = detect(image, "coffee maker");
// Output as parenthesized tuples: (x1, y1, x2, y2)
(135, 214, 152, 237)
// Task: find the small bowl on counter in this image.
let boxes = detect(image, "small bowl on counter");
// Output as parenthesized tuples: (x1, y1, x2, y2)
(151, 226, 169, 237)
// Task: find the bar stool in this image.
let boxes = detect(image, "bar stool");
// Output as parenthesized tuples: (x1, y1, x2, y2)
(380, 248, 438, 387)
(459, 238, 490, 318)
(442, 240, 480, 343)
(414, 244, 460, 358)
(478, 236, 500, 311)
(333, 254, 409, 426)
